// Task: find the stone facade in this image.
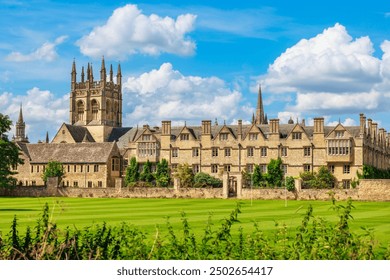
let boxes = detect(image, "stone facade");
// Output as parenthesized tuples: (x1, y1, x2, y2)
(9, 59, 390, 192)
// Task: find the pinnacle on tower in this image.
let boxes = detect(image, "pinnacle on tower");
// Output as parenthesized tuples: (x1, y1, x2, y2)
(100, 56, 106, 82)
(14, 104, 28, 143)
(45, 131, 49, 143)
(109, 64, 113, 82)
(81, 66, 85, 83)
(116, 63, 122, 86)
(18, 103, 24, 124)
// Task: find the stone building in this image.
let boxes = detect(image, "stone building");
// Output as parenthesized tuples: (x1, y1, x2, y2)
(11, 59, 390, 188)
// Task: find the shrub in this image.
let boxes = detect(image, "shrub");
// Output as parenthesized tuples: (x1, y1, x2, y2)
(194, 172, 222, 188)
(300, 166, 336, 189)
(140, 160, 153, 183)
(252, 164, 263, 187)
(266, 158, 284, 188)
(285, 176, 295, 192)
(173, 163, 194, 188)
(155, 159, 170, 187)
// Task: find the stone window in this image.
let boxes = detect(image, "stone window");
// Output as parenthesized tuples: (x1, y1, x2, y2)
(67, 165, 70, 173)
(192, 147, 199, 157)
(142, 134, 151, 141)
(211, 164, 218, 173)
(73, 181, 78, 187)
(328, 140, 351, 155)
(212, 147, 218, 157)
(281, 147, 287, 157)
(246, 164, 254, 173)
(260, 147, 267, 157)
(180, 133, 189, 141)
(74, 165, 77, 172)
(328, 165, 335, 173)
(304, 146, 311, 157)
(303, 164, 311, 172)
(219, 133, 229, 141)
(224, 164, 231, 172)
(336, 131, 344, 138)
(342, 180, 351, 189)
(292, 132, 302, 140)
(248, 133, 258, 141)
(260, 164, 267, 173)
(31, 165, 34, 173)
(77, 100, 84, 121)
(112, 157, 120, 171)
(192, 164, 200, 174)
(37, 165, 40, 172)
(94, 164, 99, 172)
(80, 165, 83, 172)
(32, 181, 36, 186)
(224, 147, 231, 157)
(98, 181, 102, 187)
(343, 165, 350, 174)
(88, 181, 93, 188)
(247, 147, 254, 157)
(91, 100, 99, 120)
(172, 148, 178, 157)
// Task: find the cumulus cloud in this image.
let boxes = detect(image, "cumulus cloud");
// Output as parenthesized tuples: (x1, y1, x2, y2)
(6, 36, 67, 62)
(0, 88, 68, 142)
(259, 23, 390, 119)
(262, 23, 381, 94)
(77, 4, 196, 59)
(123, 63, 243, 126)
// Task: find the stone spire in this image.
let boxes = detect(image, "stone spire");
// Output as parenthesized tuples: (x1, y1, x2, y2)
(45, 131, 49, 143)
(81, 66, 85, 83)
(255, 85, 266, 125)
(71, 59, 77, 90)
(109, 64, 113, 82)
(100, 56, 106, 82)
(14, 104, 28, 143)
(116, 63, 122, 86)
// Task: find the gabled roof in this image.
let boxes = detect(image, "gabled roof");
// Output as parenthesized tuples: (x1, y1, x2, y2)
(242, 124, 266, 140)
(26, 142, 118, 163)
(107, 127, 132, 142)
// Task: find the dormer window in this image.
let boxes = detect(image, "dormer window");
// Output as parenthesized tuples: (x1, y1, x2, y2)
(180, 133, 189, 141)
(249, 133, 258, 141)
(292, 132, 302, 140)
(142, 135, 151, 141)
(220, 133, 229, 141)
(335, 131, 344, 138)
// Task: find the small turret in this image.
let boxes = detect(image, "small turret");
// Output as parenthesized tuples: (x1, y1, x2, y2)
(100, 56, 106, 83)
(109, 64, 113, 82)
(71, 59, 77, 90)
(81, 66, 85, 83)
(116, 63, 122, 86)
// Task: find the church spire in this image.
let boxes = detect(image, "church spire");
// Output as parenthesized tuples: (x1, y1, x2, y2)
(255, 85, 265, 125)
(116, 63, 122, 86)
(14, 104, 28, 143)
(109, 64, 113, 82)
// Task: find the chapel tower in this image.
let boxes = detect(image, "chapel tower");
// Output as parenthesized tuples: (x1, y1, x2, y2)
(69, 58, 122, 141)
(255, 85, 267, 125)
(13, 104, 29, 143)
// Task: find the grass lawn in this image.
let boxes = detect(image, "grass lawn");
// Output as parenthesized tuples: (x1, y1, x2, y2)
(0, 197, 389, 246)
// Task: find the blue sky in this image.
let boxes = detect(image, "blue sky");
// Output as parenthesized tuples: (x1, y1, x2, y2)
(1, 0, 390, 142)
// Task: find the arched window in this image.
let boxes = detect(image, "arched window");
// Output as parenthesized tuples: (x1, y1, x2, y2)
(91, 100, 99, 120)
(106, 100, 111, 122)
(77, 100, 84, 121)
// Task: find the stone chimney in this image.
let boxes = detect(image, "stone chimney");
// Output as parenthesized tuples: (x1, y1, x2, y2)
(201, 120, 211, 135)
(313, 117, 324, 134)
(237, 119, 242, 139)
(161, 121, 171, 135)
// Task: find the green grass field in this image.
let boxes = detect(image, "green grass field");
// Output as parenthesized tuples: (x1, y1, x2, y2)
(1, 197, 389, 245)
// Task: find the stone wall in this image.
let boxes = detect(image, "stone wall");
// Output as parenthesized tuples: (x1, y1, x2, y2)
(0, 179, 389, 201)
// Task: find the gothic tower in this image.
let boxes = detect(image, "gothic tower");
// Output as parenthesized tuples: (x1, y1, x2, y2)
(69, 58, 122, 141)
(13, 104, 29, 143)
(255, 85, 267, 125)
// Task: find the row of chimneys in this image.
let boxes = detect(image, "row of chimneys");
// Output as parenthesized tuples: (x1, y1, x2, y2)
(158, 114, 388, 142)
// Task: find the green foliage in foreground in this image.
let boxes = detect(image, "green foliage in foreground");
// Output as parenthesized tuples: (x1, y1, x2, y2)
(0, 199, 389, 260)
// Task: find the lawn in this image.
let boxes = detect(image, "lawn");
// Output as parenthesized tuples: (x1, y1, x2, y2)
(0, 197, 389, 246)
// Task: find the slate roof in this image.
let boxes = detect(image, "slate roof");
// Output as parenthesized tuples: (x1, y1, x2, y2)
(64, 124, 95, 142)
(107, 127, 132, 142)
(25, 142, 117, 163)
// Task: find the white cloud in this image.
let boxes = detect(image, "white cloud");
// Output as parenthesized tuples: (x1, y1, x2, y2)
(262, 23, 381, 94)
(6, 36, 67, 62)
(327, 118, 356, 127)
(77, 4, 196, 59)
(0, 88, 68, 142)
(123, 63, 243, 126)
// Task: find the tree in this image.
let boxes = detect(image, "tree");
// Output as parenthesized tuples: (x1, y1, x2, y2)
(173, 163, 194, 188)
(42, 161, 64, 183)
(0, 114, 23, 188)
(252, 164, 263, 187)
(124, 157, 139, 185)
(266, 158, 284, 188)
(139, 160, 153, 183)
(316, 166, 336, 189)
(194, 172, 222, 188)
(155, 159, 170, 187)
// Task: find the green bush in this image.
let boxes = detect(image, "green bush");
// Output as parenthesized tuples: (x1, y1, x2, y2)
(193, 172, 222, 188)
(300, 166, 336, 189)
(155, 159, 170, 187)
(285, 176, 295, 192)
(139, 160, 153, 183)
(125, 157, 139, 186)
(173, 163, 194, 188)
(42, 161, 64, 183)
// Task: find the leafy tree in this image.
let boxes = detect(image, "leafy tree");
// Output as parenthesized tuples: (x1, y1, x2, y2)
(0, 114, 23, 188)
(42, 161, 64, 183)
(124, 157, 139, 185)
(139, 160, 153, 183)
(285, 176, 295, 192)
(155, 159, 170, 187)
(173, 163, 194, 188)
(252, 164, 263, 187)
(194, 172, 222, 188)
(316, 166, 336, 189)
(266, 158, 284, 188)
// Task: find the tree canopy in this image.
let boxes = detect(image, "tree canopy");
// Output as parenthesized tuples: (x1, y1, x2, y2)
(0, 113, 24, 188)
